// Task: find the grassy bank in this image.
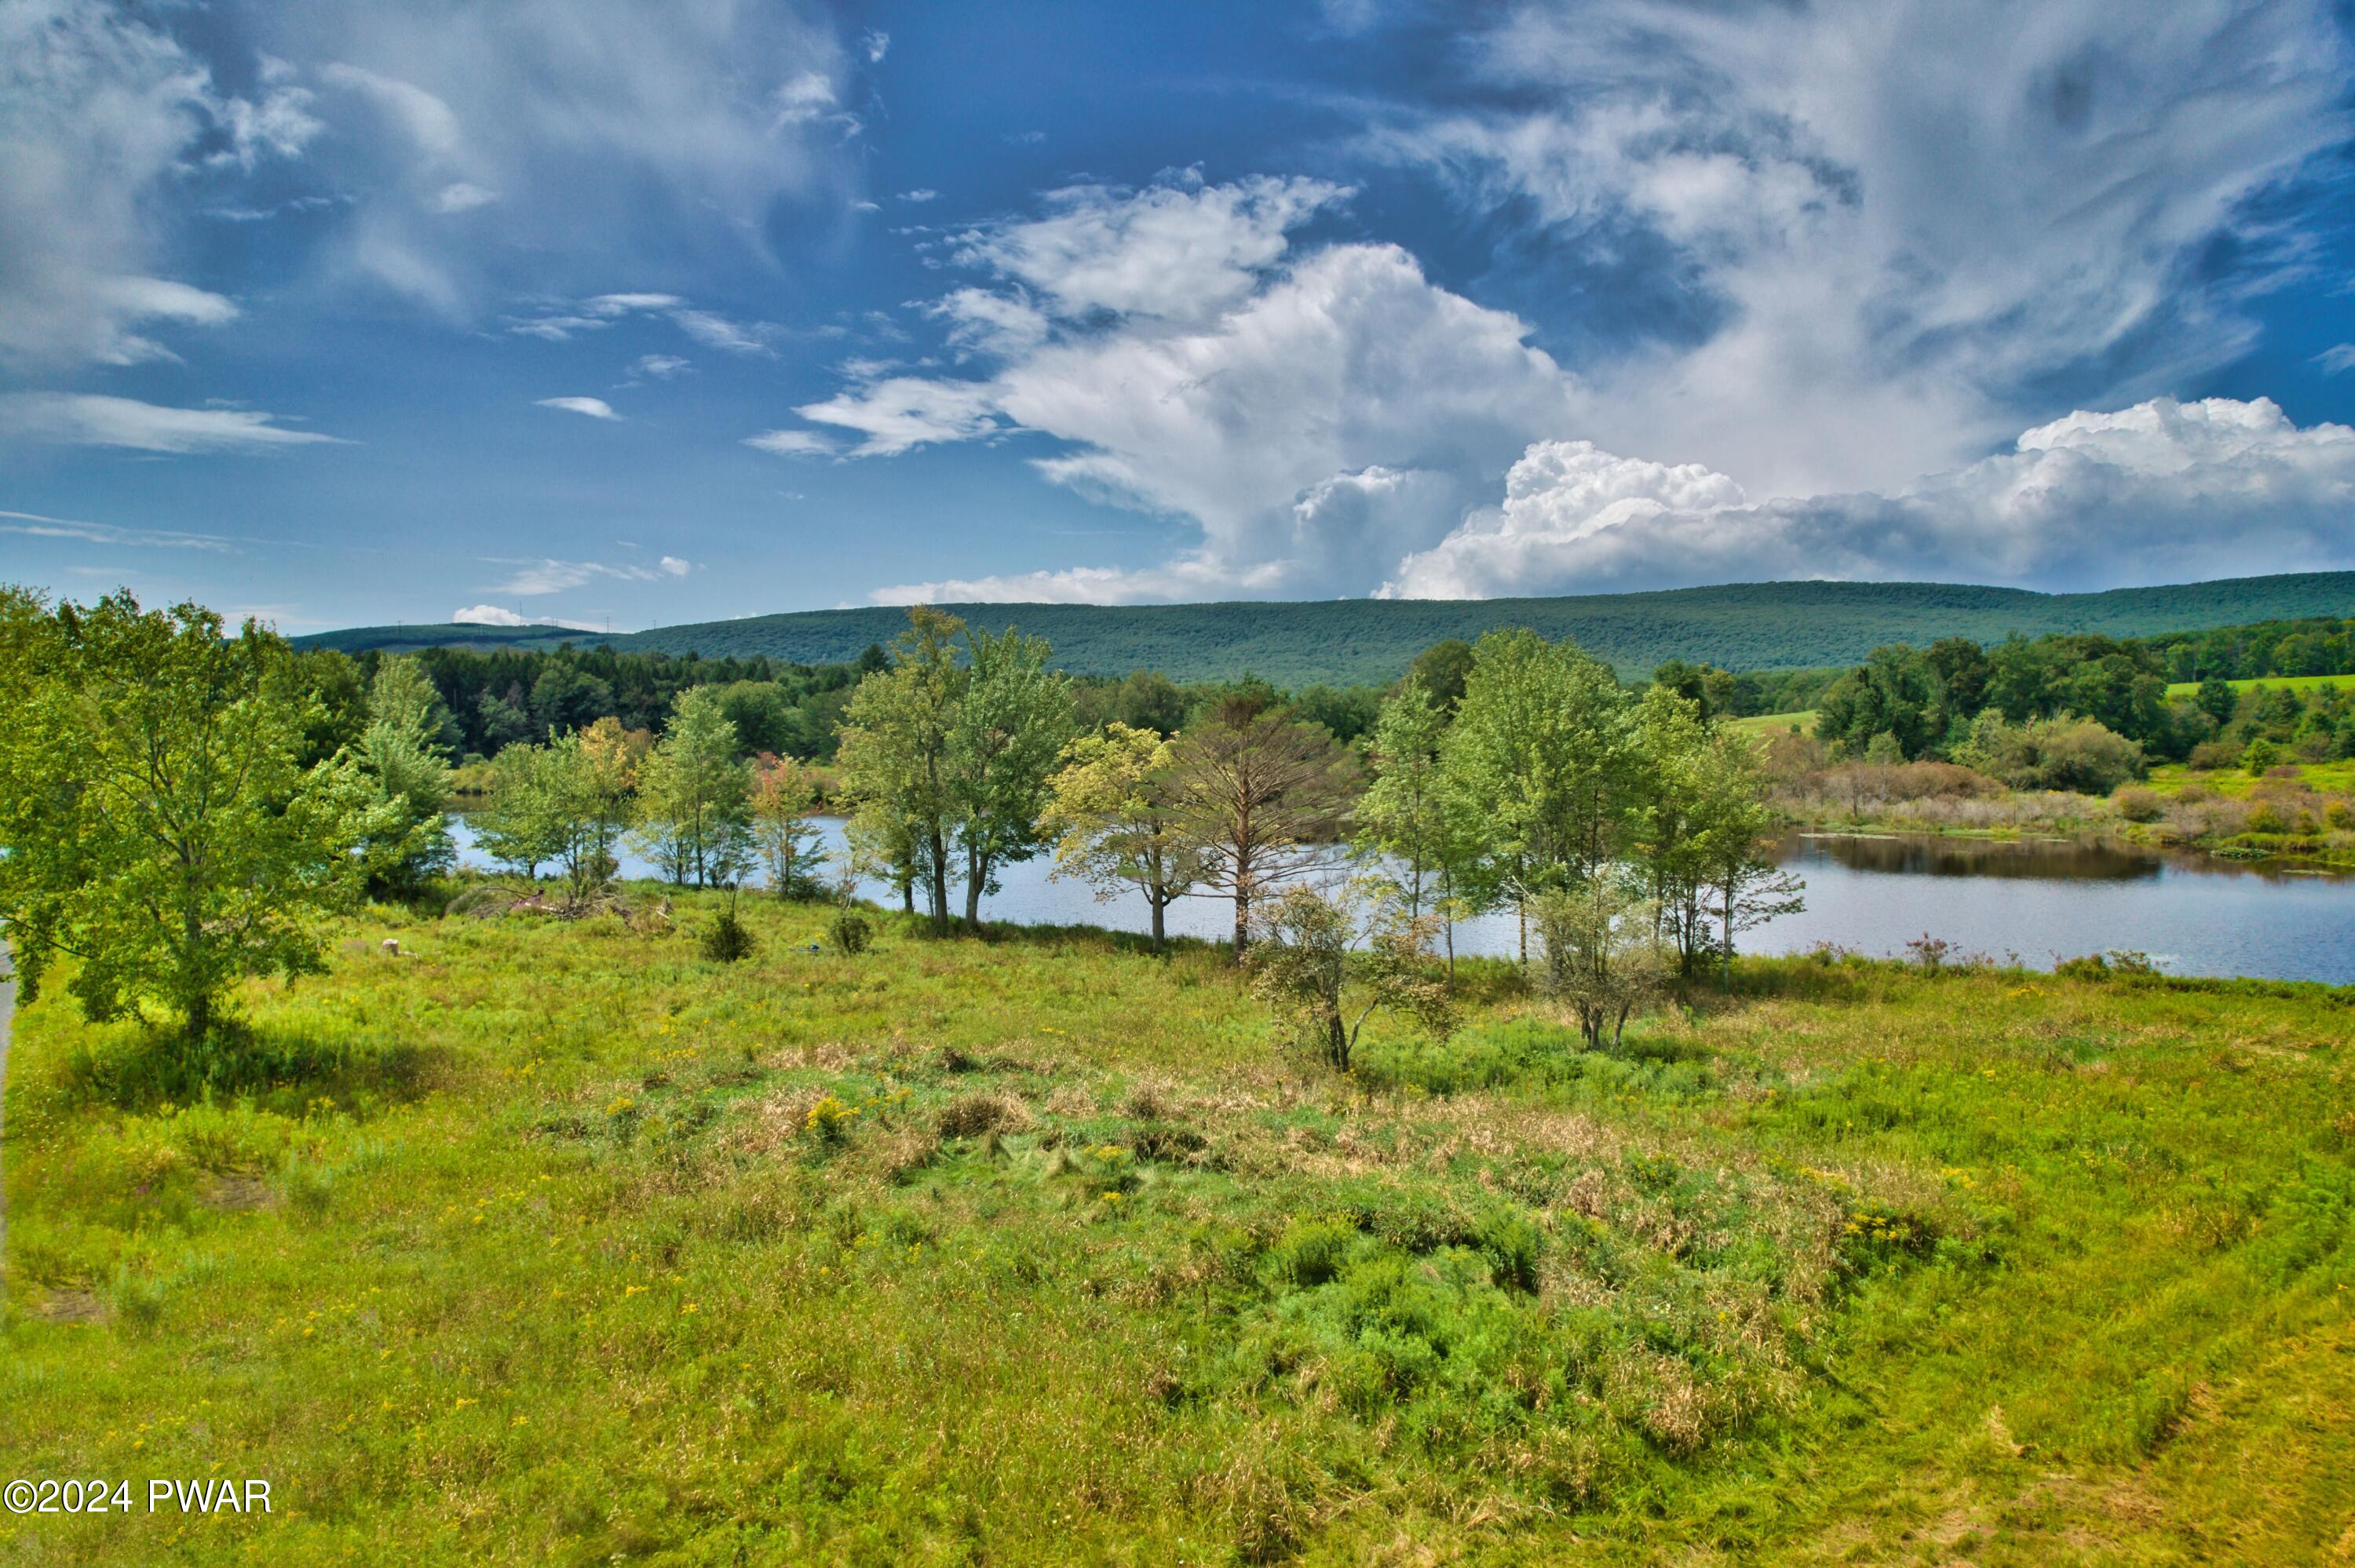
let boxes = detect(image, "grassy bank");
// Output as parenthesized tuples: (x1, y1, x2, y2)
(4, 892, 2352, 1563)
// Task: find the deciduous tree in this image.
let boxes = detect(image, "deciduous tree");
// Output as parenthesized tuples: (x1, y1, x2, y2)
(1039, 723, 1206, 949)
(1164, 696, 1358, 958)
(0, 591, 386, 1043)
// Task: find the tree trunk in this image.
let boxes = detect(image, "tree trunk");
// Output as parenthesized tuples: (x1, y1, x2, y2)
(1720, 880, 1735, 990)
(1232, 885, 1250, 960)
(963, 847, 984, 929)
(1326, 1008, 1349, 1071)
(927, 829, 950, 932)
(1149, 893, 1167, 952)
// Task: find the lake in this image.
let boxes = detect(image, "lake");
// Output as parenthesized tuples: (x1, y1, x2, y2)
(446, 817, 2355, 986)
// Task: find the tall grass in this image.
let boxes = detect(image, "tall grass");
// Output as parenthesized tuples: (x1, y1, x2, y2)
(2, 892, 2350, 1563)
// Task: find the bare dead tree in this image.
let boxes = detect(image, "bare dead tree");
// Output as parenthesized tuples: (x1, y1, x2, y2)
(1162, 697, 1360, 959)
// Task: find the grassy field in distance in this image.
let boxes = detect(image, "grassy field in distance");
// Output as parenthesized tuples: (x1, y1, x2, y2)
(4, 894, 2351, 1564)
(1725, 710, 1817, 738)
(2163, 673, 2355, 699)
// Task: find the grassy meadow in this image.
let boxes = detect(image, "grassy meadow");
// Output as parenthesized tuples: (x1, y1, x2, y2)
(1725, 711, 1818, 739)
(4, 892, 2353, 1565)
(2163, 673, 2355, 701)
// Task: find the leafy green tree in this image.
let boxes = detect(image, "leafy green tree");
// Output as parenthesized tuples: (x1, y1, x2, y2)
(1246, 881, 1454, 1071)
(948, 625, 1075, 928)
(836, 607, 965, 929)
(472, 742, 568, 878)
(1532, 873, 1666, 1050)
(1689, 731, 1805, 985)
(0, 591, 388, 1042)
(1165, 695, 1359, 958)
(2196, 676, 2239, 728)
(630, 687, 751, 887)
(1407, 639, 1476, 712)
(749, 753, 827, 899)
(356, 655, 456, 895)
(1039, 723, 1207, 950)
(1626, 684, 1716, 969)
(1441, 629, 1635, 959)
(1353, 682, 1489, 961)
(475, 683, 536, 752)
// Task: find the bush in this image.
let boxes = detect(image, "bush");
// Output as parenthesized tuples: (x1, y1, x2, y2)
(2244, 738, 2281, 775)
(701, 909, 757, 964)
(2186, 739, 2242, 771)
(829, 910, 873, 955)
(2114, 786, 2164, 823)
(1956, 711, 2144, 793)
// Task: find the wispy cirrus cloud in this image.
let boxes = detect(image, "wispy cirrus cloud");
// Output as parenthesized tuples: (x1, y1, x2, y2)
(486, 554, 691, 595)
(0, 508, 236, 552)
(0, 393, 345, 453)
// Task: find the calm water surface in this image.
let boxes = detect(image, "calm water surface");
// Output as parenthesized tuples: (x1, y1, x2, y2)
(447, 818, 2355, 986)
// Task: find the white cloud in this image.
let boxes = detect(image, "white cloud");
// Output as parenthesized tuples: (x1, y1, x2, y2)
(1384, 397, 2355, 599)
(861, 30, 889, 64)
(533, 396, 618, 420)
(795, 376, 1002, 458)
(669, 308, 772, 355)
(433, 181, 498, 213)
(633, 353, 691, 378)
(955, 173, 1350, 323)
(0, 508, 234, 551)
(742, 428, 838, 458)
(2314, 345, 2355, 377)
(0, 392, 344, 453)
(1370, 0, 2353, 500)
(897, 188, 939, 203)
(0, 1, 310, 366)
(587, 292, 684, 316)
(487, 556, 693, 595)
(452, 604, 603, 629)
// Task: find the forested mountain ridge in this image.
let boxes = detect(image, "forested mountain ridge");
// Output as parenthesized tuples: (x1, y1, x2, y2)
(298, 571, 2355, 684)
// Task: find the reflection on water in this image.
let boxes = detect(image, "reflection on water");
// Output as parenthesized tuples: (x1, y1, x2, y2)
(447, 816, 2355, 986)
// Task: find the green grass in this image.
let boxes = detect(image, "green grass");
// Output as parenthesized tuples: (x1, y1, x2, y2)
(2162, 673, 2355, 698)
(1727, 709, 1816, 738)
(5, 895, 2353, 1563)
(2143, 757, 2355, 798)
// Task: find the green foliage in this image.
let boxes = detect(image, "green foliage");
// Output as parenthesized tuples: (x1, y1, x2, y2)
(827, 909, 873, 955)
(699, 906, 757, 964)
(630, 687, 752, 888)
(0, 590, 389, 1041)
(303, 571, 2355, 686)
(1953, 710, 2148, 793)
(353, 655, 457, 896)
(1039, 722, 1207, 948)
(748, 753, 827, 898)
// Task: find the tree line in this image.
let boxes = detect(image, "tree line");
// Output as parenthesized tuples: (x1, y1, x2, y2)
(0, 589, 1799, 1061)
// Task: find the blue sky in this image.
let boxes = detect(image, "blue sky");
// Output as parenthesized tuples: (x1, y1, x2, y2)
(5, 0, 2355, 633)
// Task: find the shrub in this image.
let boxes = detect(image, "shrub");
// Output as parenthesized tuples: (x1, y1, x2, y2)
(829, 910, 873, 955)
(2244, 738, 2281, 775)
(2055, 950, 2160, 981)
(2114, 786, 2164, 823)
(1270, 1217, 1356, 1287)
(1956, 712, 2144, 793)
(1473, 1209, 1545, 1293)
(700, 909, 757, 964)
(2186, 739, 2242, 771)
(804, 1094, 859, 1144)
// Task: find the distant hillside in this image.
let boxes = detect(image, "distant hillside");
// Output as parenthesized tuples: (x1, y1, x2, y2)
(299, 572, 2355, 684)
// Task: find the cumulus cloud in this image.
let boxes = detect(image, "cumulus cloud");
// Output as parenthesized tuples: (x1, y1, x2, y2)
(0, 393, 344, 453)
(897, 188, 939, 203)
(1384, 397, 2355, 599)
(954, 173, 1351, 323)
(797, 177, 1573, 598)
(451, 604, 603, 629)
(1368, 0, 2353, 499)
(533, 396, 619, 420)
